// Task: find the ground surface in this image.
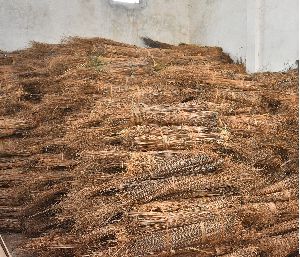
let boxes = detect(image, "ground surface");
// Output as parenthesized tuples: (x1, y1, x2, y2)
(0, 38, 298, 257)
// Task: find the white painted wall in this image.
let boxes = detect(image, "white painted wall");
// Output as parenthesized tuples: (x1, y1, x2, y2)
(259, 0, 299, 71)
(189, 0, 247, 64)
(0, 0, 190, 51)
(0, 0, 298, 72)
(190, 0, 299, 72)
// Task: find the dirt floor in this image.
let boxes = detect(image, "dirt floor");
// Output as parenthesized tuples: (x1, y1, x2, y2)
(0, 38, 298, 257)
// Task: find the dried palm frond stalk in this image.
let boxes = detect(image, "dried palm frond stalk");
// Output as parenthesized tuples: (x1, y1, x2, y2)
(240, 200, 298, 228)
(119, 125, 220, 150)
(220, 247, 261, 257)
(124, 173, 239, 204)
(22, 185, 67, 217)
(0, 206, 22, 218)
(79, 150, 130, 175)
(256, 174, 298, 195)
(0, 173, 25, 187)
(218, 90, 262, 107)
(128, 206, 238, 233)
(0, 117, 33, 138)
(130, 195, 241, 214)
(132, 103, 218, 127)
(127, 216, 243, 256)
(258, 231, 298, 257)
(126, 153, 222, 182)
(0, 189, 22, 206)
(0, 218, 21, 232)
(244, 182, 298, 203)
(260, 219, 298, 237)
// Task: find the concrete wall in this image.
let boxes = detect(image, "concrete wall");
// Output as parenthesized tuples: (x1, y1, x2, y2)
(259, 0, 299, 71)
(0, 0, 298, 72)
(189, 0, 247, 64)
(0, 0, 190, 51)
(190, 0, 299, 72)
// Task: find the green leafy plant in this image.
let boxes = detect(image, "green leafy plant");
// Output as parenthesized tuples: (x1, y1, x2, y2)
(88, 55, 105, 71)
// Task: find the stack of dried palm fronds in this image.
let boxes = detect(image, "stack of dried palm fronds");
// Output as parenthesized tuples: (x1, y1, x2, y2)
(0, 37, 298, 257)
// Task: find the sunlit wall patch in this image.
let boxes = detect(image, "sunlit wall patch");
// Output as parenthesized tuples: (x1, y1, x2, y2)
(112, 0, 140, 3)
(109, 0, 146, 10)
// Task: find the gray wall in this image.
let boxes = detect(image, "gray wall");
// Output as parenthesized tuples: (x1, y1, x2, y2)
(0, 0, 298, 72)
